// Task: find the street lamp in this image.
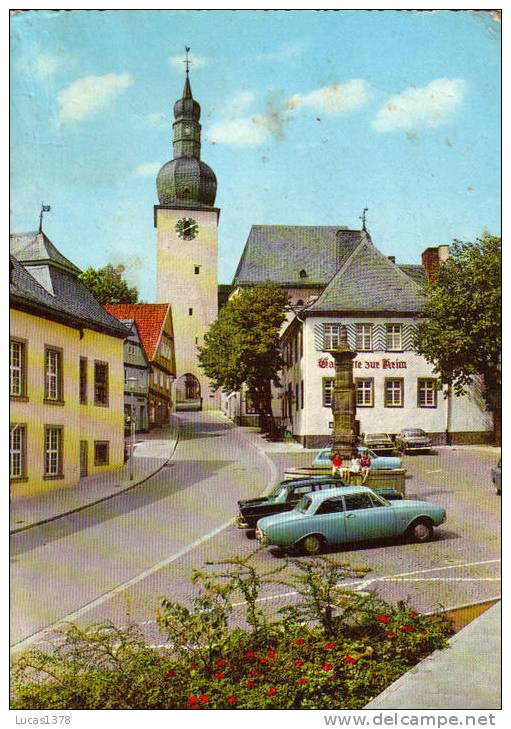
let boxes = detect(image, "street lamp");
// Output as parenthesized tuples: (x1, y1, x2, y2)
(127, 376, 138, 480)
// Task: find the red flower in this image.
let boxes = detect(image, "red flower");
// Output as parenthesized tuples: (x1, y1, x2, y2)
(324, 642, 336, 650)
(377, 614, 391, 624)
(165, 670, 177, 679)
(322, 663, 333, 671)
(199, 695, 209, 704)
(190, 705, 200, 710)
(400, 624, 414, 633)
(214, 671, 225, 679)
(267, 649, 276, 659)
(187, 696, 198, 706)
(190, 662, 199, 669)
(343, 655, 358, 665)
(227, 697, 237, 705)
(216, 658, 226, 667)
(294, 638, 305, 645)
(298, 677, 309, 685)
(294, 659, 304, 668)
(250, 668, 259, 677)
(409, 610, 419, 618)
(245, 650, 255, 659)
(246, 679, 255, 688)
(267, 687, 278, 696)
(259, 657, 268, 665)
(386, 630, 397, 638)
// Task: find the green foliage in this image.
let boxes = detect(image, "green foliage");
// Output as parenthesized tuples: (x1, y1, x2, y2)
(198, 283, 289, 414)
(11, 556, 453, 710)
(79, 264, 139, 305)
(414, 235, 501, 419)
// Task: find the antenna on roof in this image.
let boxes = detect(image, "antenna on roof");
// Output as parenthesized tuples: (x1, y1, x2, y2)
(39, 204, 51, 233)
(359, 208, 368, 232)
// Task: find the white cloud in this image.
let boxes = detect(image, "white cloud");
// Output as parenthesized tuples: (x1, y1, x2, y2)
(256, 41, 308, 62)
(169, 52, 208, 71)
(133, 162, 161, 177)
(229, 91, 257, 116)
(58, 73, 132, 123)
(17, 51, 75, 78)
(287, 80, 370, 115)
(208, 117, 270, 147)
(372, 78, 465, 132)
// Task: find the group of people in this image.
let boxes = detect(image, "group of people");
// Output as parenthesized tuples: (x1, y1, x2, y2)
(331, 449, 371, 484)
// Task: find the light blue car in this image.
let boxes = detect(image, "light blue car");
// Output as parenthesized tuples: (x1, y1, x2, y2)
(255, 486, 446, 555)
(313, 447, 401, 470)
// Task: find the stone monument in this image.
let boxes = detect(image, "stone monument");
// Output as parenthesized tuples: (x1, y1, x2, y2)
(324, 326, 359, 459)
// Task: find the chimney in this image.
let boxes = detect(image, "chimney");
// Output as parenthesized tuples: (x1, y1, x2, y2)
(388, 256, 396, 263)
(422, 245, 450, 282)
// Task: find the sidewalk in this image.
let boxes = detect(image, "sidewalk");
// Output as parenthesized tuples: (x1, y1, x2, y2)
(365, 601, 501, 710)
(10, 418, 179, 533)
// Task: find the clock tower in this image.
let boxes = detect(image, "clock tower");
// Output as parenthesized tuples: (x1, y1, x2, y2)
(155, 60, 219, 410)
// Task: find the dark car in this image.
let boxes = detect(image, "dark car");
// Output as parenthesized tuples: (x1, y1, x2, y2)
(491, 459, 501, 495)
(395, 428, 432, 453)
(237, 476, 403, 531)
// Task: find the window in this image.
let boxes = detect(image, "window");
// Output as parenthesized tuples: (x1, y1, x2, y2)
(160, 336, 172, 360)
(298, 328, 303, 359)
(316, 498, 344, 515)
(45, 347, 63, 401)
(355, 378, 374, 407)
(189, 308, 193, 316)
(10, 340, 26, 398)
(94, 362, 109, 405)
(94, 441, 109, 466)
(355, 324, 373, 351)
(343, 493, 374, 511)
(80, 358, 87, 404)
(418, 378, 438, 408)
(323, 378, 335, 407)
(44, 426, 63, 478)
(10, 425, 26, 479)
(194, 265, 200, 274)
(301, 380, 304, 410)
(295, 383, 299, 410)
(384, 378, 404, 407)
(324, 323, 341, 349)
(386, 324, 403, 351)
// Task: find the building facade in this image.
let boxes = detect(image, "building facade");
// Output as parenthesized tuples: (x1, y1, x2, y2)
(10, 233, 128, 499)
(118, 319, 150, 433)
(154, 68, 219, 410)
(104, 304, 176, 428)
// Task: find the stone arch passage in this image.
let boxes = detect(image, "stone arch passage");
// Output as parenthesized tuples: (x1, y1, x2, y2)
(175, 373, 202, 411)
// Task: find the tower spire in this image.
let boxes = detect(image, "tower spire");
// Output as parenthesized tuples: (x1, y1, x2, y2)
(182, 46, 192, 99)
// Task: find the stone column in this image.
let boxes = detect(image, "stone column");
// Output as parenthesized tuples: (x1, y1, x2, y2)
(324, 326, 358, 459)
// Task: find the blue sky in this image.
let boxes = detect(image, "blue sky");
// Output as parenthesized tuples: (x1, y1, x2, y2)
(10, 9, 501, 299)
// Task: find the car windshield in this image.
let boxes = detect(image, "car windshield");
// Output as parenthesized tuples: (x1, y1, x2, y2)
(295, 495, 312, 513)
(367, 433, 389, 440)
(370, 492, 391, 507)
(269, 484, 288, 501)
(403, 429, 425, 437)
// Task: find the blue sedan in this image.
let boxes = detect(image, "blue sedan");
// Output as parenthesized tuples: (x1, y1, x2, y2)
(256, 486, 446, 555)
(313, 447, 401, 470)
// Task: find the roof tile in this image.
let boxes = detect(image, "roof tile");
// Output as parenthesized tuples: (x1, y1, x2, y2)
(103, 304, 171, 360)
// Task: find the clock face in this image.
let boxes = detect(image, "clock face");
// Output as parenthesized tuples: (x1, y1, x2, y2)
(184, 126, 192, 135)
(175, 217, 199, 241)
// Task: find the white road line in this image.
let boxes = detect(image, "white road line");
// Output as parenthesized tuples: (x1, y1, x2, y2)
(11, 517, 237, 653)
(426, 469, 444, 473)
(387, 577, 501, 582)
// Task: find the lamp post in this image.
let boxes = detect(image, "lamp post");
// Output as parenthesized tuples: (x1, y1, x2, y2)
(323, 326, 359, 460)
(127, 376, 138, 480)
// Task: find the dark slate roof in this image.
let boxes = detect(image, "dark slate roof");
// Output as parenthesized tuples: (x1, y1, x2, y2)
(218, 283, 233, 309)
(10, 252, 129, 339)
(233, 226, 367, 286)
(305, 239, 426, 314)
(398, 264, 427, 286)
(10, 231, 81, 275)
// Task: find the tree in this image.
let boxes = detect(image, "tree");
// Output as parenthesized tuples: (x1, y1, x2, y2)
(79, 264, 138, 304)
(414, 235, 501, 443)
(198, 283, 289, 433)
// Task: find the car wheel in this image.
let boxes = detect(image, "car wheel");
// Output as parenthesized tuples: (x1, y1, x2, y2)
(299, 534, 325, 556)
(408, 519, 433, 543)
(245, 529, 256, 540)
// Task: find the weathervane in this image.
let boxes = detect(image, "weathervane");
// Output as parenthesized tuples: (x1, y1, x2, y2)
(359, 207, 368, 231)
(39, 203, 51, 233)
(184, 46, 192, 75)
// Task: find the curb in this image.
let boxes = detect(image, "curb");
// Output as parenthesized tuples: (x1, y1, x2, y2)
(9, 419, 180, 535)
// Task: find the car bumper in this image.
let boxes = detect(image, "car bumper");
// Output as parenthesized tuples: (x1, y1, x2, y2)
(236, 514, 250, 529)
(402, 443, 431, 450)
(255, 527, 268, 546)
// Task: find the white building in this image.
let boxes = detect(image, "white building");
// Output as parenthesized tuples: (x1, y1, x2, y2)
(230, 226, 493, 446)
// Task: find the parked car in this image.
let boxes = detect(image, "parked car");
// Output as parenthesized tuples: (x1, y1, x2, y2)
(491, 459, 501, 495)
(395, 429, 432, 453)
(255, 486, 446, 555)
(312, 447, 401, 470)
(237, 476, 403, 531)
(362, 432, 395, 453)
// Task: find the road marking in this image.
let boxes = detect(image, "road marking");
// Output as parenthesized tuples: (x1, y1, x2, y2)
(426, 469, 444, 473)
(10, 517, 237, 653)
(387, 577, 501, 582)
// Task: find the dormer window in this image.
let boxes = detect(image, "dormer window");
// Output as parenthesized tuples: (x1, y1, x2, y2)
(299, 269, 307, 279)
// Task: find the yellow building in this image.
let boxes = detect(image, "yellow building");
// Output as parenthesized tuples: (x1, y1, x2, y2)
(9, 232, 128, 499)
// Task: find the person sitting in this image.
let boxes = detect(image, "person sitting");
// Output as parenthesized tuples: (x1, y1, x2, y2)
(349, 452, 361, 483)
(360, 450, 372, 484)
(331, 451, 343, 477)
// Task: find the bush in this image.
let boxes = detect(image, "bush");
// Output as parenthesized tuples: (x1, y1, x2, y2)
(11, 555, 453, 710)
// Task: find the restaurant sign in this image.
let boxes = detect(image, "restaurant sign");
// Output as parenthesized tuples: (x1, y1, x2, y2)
(318, 358, 407, 370)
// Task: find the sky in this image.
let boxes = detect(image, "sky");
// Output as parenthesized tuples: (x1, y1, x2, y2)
(10, 9, 501, 300)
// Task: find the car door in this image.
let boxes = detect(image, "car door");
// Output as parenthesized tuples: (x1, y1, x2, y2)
(342, 492, 400, 542)
(310, 497, 346, 544)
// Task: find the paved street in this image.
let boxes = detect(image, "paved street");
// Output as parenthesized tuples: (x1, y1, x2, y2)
(11, 411, 500, 653)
